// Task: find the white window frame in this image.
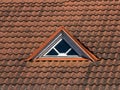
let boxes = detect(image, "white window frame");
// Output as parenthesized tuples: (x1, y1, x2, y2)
(35, 31, 88, 59)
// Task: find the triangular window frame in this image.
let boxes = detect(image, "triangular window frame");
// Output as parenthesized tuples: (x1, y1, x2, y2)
(27, 26, 98, 61)
(37, 31, 83, 57)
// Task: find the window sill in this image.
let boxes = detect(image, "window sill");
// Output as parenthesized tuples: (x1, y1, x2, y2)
(34, 57, 89, 61)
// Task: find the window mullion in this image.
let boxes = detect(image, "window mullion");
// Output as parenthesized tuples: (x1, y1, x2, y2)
(53, 48, 59, 54)
(65, 48, 72, 54)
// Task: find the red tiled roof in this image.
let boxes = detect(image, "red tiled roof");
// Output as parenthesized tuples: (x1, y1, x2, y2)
(0, 0, 120, 89)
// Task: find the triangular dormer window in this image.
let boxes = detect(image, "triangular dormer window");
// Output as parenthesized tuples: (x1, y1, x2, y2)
(27, 26, 98, 61)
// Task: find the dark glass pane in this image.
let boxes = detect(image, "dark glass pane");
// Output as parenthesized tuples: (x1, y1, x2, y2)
(55, 40, 70, 53)
(67, 49, 78, 55)
(47, 49, 58, 55)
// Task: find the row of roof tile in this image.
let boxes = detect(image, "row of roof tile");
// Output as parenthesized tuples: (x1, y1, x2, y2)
(0, 11, 119, 17)
(0, 84, 119, 90)
(0, 5, 120, 11)
(0, 0, 119, 5)
(1, 20, 120, 26)
(1, 26, 120, 32)
(0, 78, 120, 86)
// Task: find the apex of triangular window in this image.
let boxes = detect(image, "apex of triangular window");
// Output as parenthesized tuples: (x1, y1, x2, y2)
(27, 26, 98, 61)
